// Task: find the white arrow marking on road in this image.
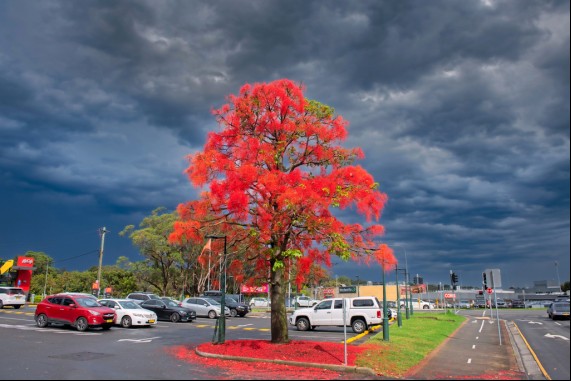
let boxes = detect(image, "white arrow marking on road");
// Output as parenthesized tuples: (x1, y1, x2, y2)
(528, 321, 543, 325)
(236, 324, 253, 327)
(118, 337, 161, 343)
(544, 333, 569, 341)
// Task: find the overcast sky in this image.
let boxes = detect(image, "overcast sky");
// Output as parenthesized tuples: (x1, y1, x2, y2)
(1, 0, 568, 289)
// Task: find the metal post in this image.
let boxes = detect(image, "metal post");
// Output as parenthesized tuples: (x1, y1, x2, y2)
(97, 227, 108, 298)
(404, 268, 410, 319)
(42, 260, 50, 299)
(356, 275, 360, 297)
(555, 261, 562, 293)
(382, 263, 389, 341)
(395, 267, 402, 327)
(206, 235, 227, 344)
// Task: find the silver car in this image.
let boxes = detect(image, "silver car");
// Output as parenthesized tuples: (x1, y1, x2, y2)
(547, 302, 570, 320)
(181, 297, 230, 319)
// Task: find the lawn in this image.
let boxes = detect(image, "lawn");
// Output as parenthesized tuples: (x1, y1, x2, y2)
(355, 311, 466, 378)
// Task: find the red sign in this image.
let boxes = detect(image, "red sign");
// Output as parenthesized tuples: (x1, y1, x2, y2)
(444, 293, 456, 298)
(240, 284, 269, 294)
(17, 256, 35, 268)
(487, 288, 493, 294)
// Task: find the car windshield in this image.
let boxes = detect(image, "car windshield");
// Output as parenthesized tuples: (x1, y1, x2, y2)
(204, 298, 220, 306)
(119, 300, 141, 309)
(7, 288, 25, 295)
(148, 294, 161, 300)
(165, 300, 180, 307)
(75, 297, 102, 308)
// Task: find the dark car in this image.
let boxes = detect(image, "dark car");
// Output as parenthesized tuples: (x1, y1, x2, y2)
(35, 293, 116, 331)
(140, 299, 196, 322)
(202, 291, 249, 317)
(126, 292, 161, 305)
(511, 300, 525, 308)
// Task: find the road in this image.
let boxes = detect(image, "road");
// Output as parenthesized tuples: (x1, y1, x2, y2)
(457, 307, 570, 380)
(0, 305, 366, 380)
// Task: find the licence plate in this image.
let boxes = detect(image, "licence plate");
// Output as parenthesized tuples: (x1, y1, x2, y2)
(105, 319, 113, 323)
(15, 295, 23, 299)
(148, 319, 155, 323)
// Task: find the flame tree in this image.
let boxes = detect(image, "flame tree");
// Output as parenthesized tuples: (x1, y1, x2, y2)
(170, 79, 393, 343)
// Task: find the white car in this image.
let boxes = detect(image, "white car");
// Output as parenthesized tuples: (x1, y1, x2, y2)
(181, 297, 231, 319)
(98, 298, 157, 328)
(0, 286, 26, 309)
(249, 297, 271, 307)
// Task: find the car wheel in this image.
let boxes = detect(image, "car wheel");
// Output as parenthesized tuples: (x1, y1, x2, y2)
(423, 305, 429, 310)
(121, 316, 132, 328)
(75, 317, 89, 332)
(170, 313, 181, 323)
(296, 317, 310, 331)
(351, 319, 367, 334)
(36, 313, 49, 328)
(230, 309, 238, 318)
(14, 305, 21, 309)
(208, 310, 217, 319)
(0, 301, 3, 309)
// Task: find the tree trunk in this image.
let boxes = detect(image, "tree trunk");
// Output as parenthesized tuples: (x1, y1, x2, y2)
(269, 260, 289, 343)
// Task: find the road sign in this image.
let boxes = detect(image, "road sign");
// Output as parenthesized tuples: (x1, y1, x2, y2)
(487, 288, 493, 294)
(444, 293, 456, 298)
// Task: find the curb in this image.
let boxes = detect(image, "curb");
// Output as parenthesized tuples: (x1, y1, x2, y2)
(507, 321, 548, 380)
(194, 347, 378, 377)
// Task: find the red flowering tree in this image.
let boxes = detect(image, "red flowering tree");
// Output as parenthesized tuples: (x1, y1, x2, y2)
(170, 79, 393, 343)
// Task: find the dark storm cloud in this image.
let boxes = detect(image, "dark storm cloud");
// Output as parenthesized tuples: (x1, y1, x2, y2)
(0, 0, 568, 286)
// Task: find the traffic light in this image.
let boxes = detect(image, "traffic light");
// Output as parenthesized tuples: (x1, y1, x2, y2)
(482, 272, 487, 290)
(451, 272, 459, 285)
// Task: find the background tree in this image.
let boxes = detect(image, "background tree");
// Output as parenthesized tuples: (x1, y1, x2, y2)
(171, 79, 393, 343)
(120, 207, 204, 296)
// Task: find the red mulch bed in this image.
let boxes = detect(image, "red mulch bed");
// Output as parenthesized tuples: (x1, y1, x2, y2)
(170, 340, 376, 380)
(197, 339, 370, 365)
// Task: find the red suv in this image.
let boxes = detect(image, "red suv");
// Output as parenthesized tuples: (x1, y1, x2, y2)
(35, 293, 116, 331)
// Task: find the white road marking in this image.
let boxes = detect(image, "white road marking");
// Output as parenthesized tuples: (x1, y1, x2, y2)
(467, 358, 472, 364)
(479, 320, 485, 333)
(472, 345, 476, 349)
(544, 333, 569, 341)
(118, 337, 161, 343)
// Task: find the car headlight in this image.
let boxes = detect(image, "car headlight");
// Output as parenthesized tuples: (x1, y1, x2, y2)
(88, 310, 101, 316)
(179, 311, 187, 315)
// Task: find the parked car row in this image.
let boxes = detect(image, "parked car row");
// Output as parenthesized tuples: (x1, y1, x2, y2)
(32, 292, 244, 332)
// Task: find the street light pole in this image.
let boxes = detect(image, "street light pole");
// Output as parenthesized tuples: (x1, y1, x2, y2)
(555, 261, 562, 293)
(356, 275, 360, 296)
(395, 267, 402, 327)
(206, 235, 227, 344)
(381, 260, 389, 341)
(97, 227, 108, 298)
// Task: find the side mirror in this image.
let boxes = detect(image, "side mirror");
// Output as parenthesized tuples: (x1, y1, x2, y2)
(69, 304, 76, 308)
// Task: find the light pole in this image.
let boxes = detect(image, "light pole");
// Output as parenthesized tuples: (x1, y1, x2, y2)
(390, 245, 411, 318)
(555, 261, 562, 293)
(395, 267, 403, 327)
(381, 258, 389, 341)
(97, 227, 108, 298)
(356, 275, 360, 296)
(206, 234, 227, 344)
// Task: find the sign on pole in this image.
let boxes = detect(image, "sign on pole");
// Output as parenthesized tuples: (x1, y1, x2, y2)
(484, 269, 502, 288)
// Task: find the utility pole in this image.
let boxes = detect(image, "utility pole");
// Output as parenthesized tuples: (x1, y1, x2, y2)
(97, 227, 108, 298)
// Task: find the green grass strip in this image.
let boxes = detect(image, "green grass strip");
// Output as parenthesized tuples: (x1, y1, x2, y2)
(356, 311, 466, 378)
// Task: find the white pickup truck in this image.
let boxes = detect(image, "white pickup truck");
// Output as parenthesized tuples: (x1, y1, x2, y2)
(288, 296, 383, 334)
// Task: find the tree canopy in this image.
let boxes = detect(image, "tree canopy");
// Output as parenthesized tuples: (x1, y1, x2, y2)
(170, 79, 395, 342)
